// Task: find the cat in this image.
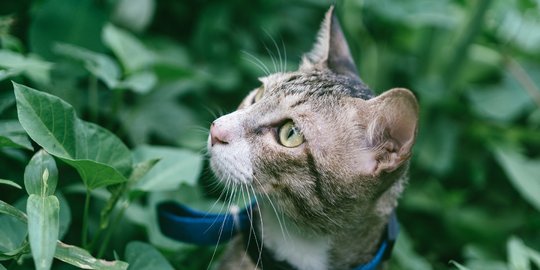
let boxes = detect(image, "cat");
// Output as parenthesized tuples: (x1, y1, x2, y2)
(208, 6, 418, 270)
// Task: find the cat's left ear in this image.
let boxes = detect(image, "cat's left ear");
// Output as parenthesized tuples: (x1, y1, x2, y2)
(360, 88, 419, 176)
(300, 6, 360, 81)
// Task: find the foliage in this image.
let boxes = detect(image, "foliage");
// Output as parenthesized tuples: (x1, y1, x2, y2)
(0, 0, 539, 269)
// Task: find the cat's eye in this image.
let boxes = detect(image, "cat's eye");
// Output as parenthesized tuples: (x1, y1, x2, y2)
(252, 87, 265, 104)
(278, 121, 304, 148)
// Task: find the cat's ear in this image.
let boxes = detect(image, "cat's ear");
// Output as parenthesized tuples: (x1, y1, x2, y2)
(300, 6, 360, 81)
(360, 88, 419, 175)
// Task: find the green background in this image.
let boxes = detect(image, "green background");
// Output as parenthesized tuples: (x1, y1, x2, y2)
(0, 0, 539, 269)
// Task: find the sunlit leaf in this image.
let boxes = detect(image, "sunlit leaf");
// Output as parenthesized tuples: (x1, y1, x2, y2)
(125, 241, 174, 270)
(14, 83, 132, 189)
(508, 237, 530, 270)
(493, 146, 540, 212)
(449, 260, 471, 270)
(102, 23, 154, 74)
(0, 179, 22, 189)
(55, 241, 128, 269)
(132, 145, 203, 191)
(27, 195, 59, 270)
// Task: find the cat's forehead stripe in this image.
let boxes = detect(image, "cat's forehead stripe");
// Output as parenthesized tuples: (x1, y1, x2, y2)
(264, 71, 374, 100)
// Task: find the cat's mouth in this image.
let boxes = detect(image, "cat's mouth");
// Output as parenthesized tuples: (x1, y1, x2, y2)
(208, 136, 254, 186)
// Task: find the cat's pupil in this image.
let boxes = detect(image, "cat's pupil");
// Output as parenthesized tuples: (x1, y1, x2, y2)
(288, 128, 295, 139)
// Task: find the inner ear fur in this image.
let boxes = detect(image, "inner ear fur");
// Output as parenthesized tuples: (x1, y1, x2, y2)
(361, 88, 419, 175)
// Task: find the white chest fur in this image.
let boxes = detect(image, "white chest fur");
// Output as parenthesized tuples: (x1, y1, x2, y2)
(259, 204, 330, 270)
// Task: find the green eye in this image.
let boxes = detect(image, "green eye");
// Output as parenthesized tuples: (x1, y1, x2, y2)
(278, 121, 304, 148)
(253, 87, 264, 103)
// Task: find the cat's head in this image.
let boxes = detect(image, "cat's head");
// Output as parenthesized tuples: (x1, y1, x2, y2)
(208, 7, 418, 231)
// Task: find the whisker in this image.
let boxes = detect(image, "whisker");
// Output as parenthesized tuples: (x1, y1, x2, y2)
(263, 28, 283, 74)
(241, 51, 271, 76)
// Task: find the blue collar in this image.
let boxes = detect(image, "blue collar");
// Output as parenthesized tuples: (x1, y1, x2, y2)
(157, 201, 398, 270)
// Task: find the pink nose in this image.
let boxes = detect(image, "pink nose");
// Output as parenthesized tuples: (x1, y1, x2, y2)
(210, 121, 230, 146)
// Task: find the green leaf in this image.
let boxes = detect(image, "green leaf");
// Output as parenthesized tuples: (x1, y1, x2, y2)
(528, 246, 540, 267)
(508, 237, 531, 270)
(27, 195, 59, 270)
(132, 145, 203, 191)
(125, 241, 174, 270)
(467, 72, 534, 122)
(56, 193, 71, 240)
(55, 241, 128, 270)
(14, 83, 132, 189)
(112, 0, 156, 33)
(116, 71, 157, 94)
(24, 150, 58, 196)
(102, 23, 154, 74)
(391, 229, 432, 270)
(493, 146, 540, 212)
(119, 83, 198, 144)
(0, 50, 52, 84)
(0, 201, 27, 254)
(0, 120, 33, 150)
(54, 43, 121, 89)
(0, 179, 22, 189)
(0, 200, 27, 223)
(360, 0, 460, 28)
(29, 0, 107, 59)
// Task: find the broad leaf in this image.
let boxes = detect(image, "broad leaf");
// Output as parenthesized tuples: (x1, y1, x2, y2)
(102, 23, 154, 74)
(132, 145, 202, 191)
(493, 146, 540, 212)
(14, 83, 132, 189)
(27, 195, 59, 270)
(24, 150, 58, 196)
(125, 241, 174, 270)
(0, 120, 33, 150)
(55, 241, 128, 270)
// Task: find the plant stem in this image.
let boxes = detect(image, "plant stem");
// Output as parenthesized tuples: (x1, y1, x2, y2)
(444, 0, 492, 89)
(81, 190, 91, 248)
(97, 202, 129, 258)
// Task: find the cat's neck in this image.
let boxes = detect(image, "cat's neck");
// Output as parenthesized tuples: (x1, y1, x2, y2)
(257, 199, 390, 270)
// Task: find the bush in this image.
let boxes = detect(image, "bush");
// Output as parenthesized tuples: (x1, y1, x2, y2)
(0, 0, 539, 269)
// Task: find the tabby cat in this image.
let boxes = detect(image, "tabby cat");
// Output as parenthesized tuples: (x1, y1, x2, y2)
(208, 6, 419, 270)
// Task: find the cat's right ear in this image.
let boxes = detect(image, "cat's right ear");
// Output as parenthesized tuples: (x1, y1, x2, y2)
(300, 6, 361, 81)
(357, 88, 419, 176)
